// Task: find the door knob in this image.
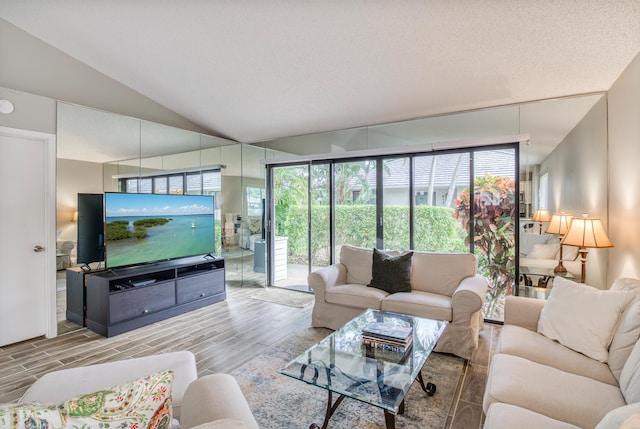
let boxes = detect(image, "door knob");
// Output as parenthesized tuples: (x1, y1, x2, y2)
(33, 245, 45, 252)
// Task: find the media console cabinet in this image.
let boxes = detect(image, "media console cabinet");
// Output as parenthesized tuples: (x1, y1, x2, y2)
(79, 256, 225, 337)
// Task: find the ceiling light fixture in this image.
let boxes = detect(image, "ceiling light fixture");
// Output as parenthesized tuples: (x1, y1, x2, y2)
(0, 99, 15, 114)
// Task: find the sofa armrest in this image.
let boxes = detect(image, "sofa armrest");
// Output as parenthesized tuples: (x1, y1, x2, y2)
(308, 263, 346, 297)
(451, 274, 487, 324)
(504, 295, 545, 331)
(180, 374, 259, 429)
(20, 351, 198, 420)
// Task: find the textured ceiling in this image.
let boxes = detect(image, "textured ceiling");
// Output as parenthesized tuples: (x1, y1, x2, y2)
(1, 1, 639, 144)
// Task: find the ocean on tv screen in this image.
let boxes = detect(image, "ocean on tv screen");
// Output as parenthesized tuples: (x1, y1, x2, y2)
(105, 214, 215, 267)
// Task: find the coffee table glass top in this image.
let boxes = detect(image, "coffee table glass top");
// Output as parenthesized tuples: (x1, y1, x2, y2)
(278, 309, 447, 413)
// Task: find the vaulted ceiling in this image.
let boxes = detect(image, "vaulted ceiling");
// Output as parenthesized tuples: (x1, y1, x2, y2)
(1, 1, 639, 146)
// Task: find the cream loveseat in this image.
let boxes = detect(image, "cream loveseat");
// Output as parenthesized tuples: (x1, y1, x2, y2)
(308, 245, 488, 360)
(12, 351, 259, 429)
(483, 277, 640, 429)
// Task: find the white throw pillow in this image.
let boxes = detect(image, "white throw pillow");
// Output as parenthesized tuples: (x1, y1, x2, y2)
(608, 278, 640, 382)
(595, 403, 640, 429)
(620, 333, 640, 404)
(528, 243, 560, 259)
(537, 277, 633, 362)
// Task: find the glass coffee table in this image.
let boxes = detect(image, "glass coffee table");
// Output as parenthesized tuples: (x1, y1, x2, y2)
(278, 309, 448, 429)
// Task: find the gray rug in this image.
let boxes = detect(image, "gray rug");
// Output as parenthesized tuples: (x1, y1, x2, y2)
(250, 288, 314, 308)
(232, 327, 464, 429)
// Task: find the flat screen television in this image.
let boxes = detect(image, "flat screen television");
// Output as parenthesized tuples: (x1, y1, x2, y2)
(104, 192, 215, 269)
(77, 193, 104, 266)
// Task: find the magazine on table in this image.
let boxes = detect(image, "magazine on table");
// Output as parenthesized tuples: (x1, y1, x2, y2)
(361, 322, 413, 342)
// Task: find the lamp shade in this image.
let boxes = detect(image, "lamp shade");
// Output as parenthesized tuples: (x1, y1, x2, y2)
(561, 217, 613, 249)
(546, 213, 573, 236)
(531, 209, 551, 223)
(71, 211, 78, 222)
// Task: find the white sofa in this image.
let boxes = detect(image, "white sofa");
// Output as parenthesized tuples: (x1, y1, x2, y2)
(17, 351, 259, 429)
(308, 245, 488, 360)
(483, 277, 640, 429)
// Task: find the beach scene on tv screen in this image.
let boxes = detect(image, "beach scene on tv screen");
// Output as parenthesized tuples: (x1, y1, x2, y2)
(105, 193, 215, 268)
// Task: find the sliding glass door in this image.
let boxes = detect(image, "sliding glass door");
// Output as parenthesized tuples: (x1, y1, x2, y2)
(266, 144, 517, 322)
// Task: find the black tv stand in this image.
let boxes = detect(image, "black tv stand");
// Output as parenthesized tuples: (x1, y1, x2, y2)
(84, 256, 225, 337)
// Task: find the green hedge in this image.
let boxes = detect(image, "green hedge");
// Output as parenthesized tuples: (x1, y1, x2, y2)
(277, 205, 467, 264)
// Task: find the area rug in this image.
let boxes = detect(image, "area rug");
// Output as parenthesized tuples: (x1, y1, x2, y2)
(231, 327, 464, 429)
(250, 288, 314, 308)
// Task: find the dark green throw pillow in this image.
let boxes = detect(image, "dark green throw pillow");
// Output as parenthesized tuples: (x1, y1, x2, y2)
(368, 248, 413, 294)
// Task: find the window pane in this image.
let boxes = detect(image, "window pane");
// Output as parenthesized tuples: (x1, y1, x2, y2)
(273, 165, 309, 287)
(154, 177, 167, 194)
(247, 186, 264, 217)
(334, 160, 377, 255)
(383, 158, 410, 251)
(169, 175, 183, 194)
(413, 153, 468, 252)
(126, 179, 138, 193)
(311, 163, 330, 267)
(203, 171, 221, 195)
(186, 173, 202, 195)
(139, 178, 152, 193)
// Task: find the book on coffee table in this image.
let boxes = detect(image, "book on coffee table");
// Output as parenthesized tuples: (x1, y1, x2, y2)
(362, 322, 413, 342)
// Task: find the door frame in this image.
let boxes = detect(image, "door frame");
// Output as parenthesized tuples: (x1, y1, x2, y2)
(0, 126, 57, 339)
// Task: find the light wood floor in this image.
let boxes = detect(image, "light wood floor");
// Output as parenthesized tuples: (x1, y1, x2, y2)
(1, 285, 500, 429)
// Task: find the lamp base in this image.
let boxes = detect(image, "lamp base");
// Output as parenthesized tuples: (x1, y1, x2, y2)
(553, 262, 567, 274)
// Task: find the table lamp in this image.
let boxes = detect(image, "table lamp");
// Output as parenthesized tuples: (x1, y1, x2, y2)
(531, 209, 551, 234)
(561, 215, 613, 283)
(545, 213, 573, 273)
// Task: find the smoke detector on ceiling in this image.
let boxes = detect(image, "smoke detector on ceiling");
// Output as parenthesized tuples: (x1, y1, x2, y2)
(0, 99, 15, 114)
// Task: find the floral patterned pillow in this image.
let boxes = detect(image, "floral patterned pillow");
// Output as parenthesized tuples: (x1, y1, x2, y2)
(0, 370, 173, 429)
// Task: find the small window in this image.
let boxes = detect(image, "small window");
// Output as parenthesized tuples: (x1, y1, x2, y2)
(154, 177, 167, 194)
(169, 175, 183, 194)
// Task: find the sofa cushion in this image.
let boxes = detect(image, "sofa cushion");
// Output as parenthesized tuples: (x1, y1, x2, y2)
(340, 245, 373, 285)
(497, 325, 618, 386)
(485, 403, 581, 429)
(537, 277, 633, 362)
(325, 283, 387, 309)
(608, 277, 640, 382)
(410, 252, 477, 296)
(380, 291, 452, 321)
(596, 403, 640, 429)
(619, 338, 640, 404)
(528, 243, 560, 259)
(483, 354, 626, 428)
(2, 370, 174, 429)
(368, 249, 413, 294)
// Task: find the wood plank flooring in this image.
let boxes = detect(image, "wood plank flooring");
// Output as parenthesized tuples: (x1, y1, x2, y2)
(0, 285, 500, 429)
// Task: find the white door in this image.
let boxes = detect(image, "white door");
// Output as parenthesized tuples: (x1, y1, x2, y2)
(0, 127, 56, 346)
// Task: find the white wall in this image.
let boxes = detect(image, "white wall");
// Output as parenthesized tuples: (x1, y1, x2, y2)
(540, 96, 608, 287)
(608, 51, 640, 284)
(0, 87, 55, 134)
(56, 159, 104, 248)
(0, 19, 209, 136)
